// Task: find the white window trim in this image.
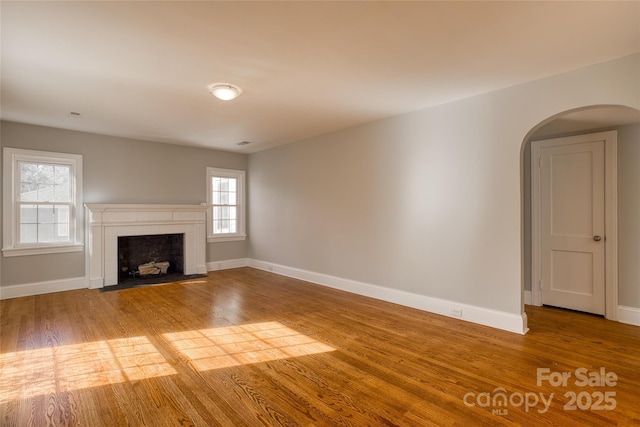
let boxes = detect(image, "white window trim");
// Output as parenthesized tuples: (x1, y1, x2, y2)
(206, 167, 246, 243)
(2, 148, 84, 257)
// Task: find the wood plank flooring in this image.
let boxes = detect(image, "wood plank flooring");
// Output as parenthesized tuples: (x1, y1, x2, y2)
(1, 267, 639, 426)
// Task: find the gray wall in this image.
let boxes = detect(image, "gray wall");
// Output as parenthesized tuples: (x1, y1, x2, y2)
(248, 54, 640, 315)
(618, 124, 640, 307)
(0, 121, 247, 286)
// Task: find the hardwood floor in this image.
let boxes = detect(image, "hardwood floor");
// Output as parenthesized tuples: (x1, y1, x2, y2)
(1, 267, 639, 426)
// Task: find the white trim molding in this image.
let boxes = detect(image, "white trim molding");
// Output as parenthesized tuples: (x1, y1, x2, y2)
(617, 306, 640, 327)
(206, 258, 249, 271)
(0, 277, 87, 300)
(248, 259, 529, 335)
(524, 290, 532, 305)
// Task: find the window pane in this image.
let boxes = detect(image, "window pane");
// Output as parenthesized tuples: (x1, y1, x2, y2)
(229, 178, 237, 192)
(20, 224, 38, 243)
(214, 177, 229, 192)
(54, 166, 70, 184)
(38, 223, 54, 242)
(20, 183, 38, 201)
(38, 164, 55, 184)
(229, 220, 237, 233)
(229, 191, 237, 205)
(39, 205, 55, 223)
(20, 162, 38, 183)
(55, 223, 70, 242)
(230, 207, 237, 220)
(20, 162, 72, 202)
(213, 219, 232, 234)
(54, 184, 70, 202)
(55, 205, 70, 223)
(37, 184, 54, 201)
(220, 192, 229, 205)
(20, 204, 38, 223)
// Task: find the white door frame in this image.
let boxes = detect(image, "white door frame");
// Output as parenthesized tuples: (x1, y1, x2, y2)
(531, 131, 618, 320)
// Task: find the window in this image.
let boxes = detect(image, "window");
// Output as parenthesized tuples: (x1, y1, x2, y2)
(3, 148, 83, 256)
(206, 167, 246, 242)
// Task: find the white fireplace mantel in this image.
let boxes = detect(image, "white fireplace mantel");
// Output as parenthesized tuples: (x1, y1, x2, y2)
(85, 204, 208, 288)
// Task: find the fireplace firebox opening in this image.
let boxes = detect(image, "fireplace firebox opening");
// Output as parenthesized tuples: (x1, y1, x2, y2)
(117, 233, 184, 284)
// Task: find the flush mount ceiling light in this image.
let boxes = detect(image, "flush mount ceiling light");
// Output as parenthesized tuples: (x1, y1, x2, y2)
(207, 83, 243, 101)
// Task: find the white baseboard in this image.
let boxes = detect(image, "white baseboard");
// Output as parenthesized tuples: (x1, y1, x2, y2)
(617, 305, 640, 326)
(0, 277, 87, 300)
(0, 259, 249, 300)
(207, 258, 249, 272)
(248, 259, 528, 335)
(524, 290, 532, 305)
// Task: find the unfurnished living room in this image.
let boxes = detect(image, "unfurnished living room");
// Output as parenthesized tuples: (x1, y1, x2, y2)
(1, 1, 639, 426)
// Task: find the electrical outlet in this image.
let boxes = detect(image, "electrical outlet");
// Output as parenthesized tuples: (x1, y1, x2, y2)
(451, 308, 463, 318)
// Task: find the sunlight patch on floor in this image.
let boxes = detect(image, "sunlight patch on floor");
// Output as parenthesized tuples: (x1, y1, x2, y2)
(162, 321, 335, 371)
(0, 336, 176, 403)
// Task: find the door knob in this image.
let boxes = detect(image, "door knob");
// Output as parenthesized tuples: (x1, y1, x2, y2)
(593, 235, 602, 241)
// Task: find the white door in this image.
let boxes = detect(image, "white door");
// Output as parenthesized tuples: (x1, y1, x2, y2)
(534, 135, 605, 315)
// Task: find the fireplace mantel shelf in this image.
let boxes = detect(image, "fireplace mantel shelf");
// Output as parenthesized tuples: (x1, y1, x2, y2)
(85, 203, 208, 212)
(85, 204, 208, 224)
(85, 204, 208, 288)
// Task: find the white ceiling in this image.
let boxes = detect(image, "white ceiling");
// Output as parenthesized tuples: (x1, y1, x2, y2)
(2, 1, 639, 153)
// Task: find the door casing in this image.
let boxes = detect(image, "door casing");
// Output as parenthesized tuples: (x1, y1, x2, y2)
(531, 130, 618, 320)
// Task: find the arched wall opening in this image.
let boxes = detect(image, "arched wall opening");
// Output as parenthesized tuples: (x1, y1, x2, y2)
(520, 105, 640, 326)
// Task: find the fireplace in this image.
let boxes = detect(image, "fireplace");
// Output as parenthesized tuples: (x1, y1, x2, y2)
(118, 233, 184, 283)
(85, 204, 208, 288)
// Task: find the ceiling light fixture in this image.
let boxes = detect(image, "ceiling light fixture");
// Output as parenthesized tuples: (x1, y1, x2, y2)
(207, 83, 243, 101)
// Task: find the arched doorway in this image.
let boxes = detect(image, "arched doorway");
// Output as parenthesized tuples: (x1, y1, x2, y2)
(521, 105, 640, 325)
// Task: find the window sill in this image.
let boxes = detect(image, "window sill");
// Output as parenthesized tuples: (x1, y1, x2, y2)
(2, 244, 84, 257)
(207, 234, 247, 243)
